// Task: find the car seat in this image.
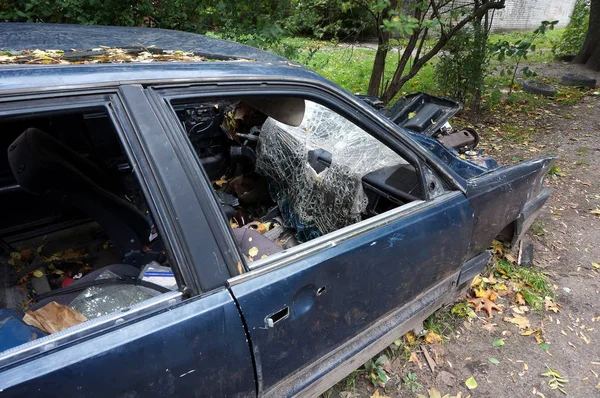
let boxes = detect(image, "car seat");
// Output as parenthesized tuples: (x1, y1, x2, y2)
(7, 128, 151, 263)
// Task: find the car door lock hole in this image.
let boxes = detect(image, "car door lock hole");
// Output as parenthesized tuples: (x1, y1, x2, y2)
(266, 306, 289, 327)
(316, 286, 327, 296)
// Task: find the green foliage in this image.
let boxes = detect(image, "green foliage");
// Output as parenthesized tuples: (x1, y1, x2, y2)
(284, 0, 373, 40)
(494, 259, 553, 310)
(364, 354, 390, 387)
(435, 22, 489, 108)
(451, 301, 477, 318)
(490, 20, 559, 93)
(0, 0, 289, 48)
(0, 0, 154, 26)
(552, 0, 590, 58)
(402, 371, 423, 392)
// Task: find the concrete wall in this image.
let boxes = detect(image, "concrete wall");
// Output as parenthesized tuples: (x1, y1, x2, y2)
(491, 0, 577, 32)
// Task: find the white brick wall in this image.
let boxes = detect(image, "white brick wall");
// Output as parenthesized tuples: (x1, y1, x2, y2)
(491, 0, 577, 32)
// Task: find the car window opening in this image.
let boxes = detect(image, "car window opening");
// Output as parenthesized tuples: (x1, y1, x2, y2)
(171, 96, 425, 266)
(0, 106, 179, 354)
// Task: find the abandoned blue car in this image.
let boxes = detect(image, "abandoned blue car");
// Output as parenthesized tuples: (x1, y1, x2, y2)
(0, 23, 553, 397)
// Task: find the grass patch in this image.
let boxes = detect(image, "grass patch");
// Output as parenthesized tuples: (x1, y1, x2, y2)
(423, 306, 456, 338)
(493, 259, 553, 310)
(530, 221, 545, 236)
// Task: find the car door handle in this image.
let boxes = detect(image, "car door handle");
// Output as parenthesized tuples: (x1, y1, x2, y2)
(266, 306, 289, 328)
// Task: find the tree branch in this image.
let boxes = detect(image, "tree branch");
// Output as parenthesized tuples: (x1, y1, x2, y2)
(381, 0, 505, 102)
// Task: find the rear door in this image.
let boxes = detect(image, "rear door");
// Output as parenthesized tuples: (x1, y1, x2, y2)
(0, 87, 255, 397)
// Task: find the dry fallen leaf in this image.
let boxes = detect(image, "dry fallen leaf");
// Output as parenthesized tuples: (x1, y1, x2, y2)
(504, 313, 531, 329)
(424, 330, 442, 344)
(405, 331, 417, 345)
(469, 297, 501, 317)
(475, 287, 498, 302)
(370, 389, 390, 398)
(408, 351, 423, 370)
(544, 296, 560, 313)
(514, 292, 526, 305)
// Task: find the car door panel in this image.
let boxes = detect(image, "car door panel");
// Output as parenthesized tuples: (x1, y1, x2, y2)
(230, 192, 473, 395)
(0, 289, 255, 398)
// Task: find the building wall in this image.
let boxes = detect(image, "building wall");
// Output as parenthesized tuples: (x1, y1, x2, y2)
(491, 0, 577, 32)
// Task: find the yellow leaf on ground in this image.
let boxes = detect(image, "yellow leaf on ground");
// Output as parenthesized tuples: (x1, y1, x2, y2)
(592, 262, 600, 269)
(33, 270, 43, 278)
(544, 296, 560, 313)
(405, 331, 417, 345)
(514, 292, 526, 305)
(465, 376, 478, 390)
(424, 330, 442, 344)
(370, 389, 390, 398)
(214, 175, 229, 187)
(475, 287, 498, 302)
(504, 313, 531, 329)
(471, 274, 483, 288)
(426, 387, 442, 398)
(408, 351, 423, 370)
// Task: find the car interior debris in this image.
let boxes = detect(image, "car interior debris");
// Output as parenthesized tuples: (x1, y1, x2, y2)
(0, 107, 177, 352)
(171, 96, 426, 261)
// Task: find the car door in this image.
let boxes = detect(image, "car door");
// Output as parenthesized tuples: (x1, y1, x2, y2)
(0, 87, 255, 397)
(229, 191, 472, 397)
(149, 82, 476, 397)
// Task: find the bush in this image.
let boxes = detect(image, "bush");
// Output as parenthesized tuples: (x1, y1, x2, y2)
(552, 0, 590, 58)
(434, 23, 489, 108)
(283, 0, 373, 40)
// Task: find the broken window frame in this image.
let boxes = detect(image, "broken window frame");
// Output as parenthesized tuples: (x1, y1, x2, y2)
(0, 91, 186, 365)
(152, 83, 452, 272)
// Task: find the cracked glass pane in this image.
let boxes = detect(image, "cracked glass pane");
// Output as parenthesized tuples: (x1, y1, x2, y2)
(256, 100, 407, 240)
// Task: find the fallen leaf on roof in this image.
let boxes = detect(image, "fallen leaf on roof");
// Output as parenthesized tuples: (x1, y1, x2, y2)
(248, 247, 259, 257)
(32, 270, 44, 278)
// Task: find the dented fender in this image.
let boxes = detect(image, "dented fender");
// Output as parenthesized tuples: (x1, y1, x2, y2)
(465, 156, 555, 258)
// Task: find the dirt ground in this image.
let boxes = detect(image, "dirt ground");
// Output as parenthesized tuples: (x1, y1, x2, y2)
(329, 63, 600, 397)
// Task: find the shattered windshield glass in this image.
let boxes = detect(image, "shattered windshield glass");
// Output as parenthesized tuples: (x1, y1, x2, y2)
(256, 100, 407, 240)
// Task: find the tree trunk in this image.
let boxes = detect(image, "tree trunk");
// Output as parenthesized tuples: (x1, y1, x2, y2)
(366, 0, 398, 96)
(574, 0, 600, 70)
(367, 29, 390, 96)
